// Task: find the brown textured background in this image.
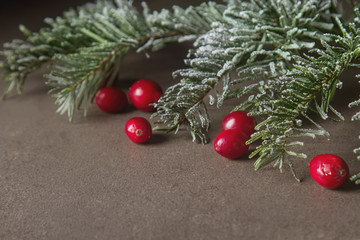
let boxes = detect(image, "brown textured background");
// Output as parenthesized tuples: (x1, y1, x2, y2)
(1, 1, 360, 239)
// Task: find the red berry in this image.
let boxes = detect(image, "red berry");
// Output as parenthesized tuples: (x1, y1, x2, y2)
(221, 111, 256, 138)
(129, 79, 163, 112)
(125, 117, 152, 144)
(95, 87, 128, 113)
(214, 130, 249, 159)
(309, 154, 349, 189)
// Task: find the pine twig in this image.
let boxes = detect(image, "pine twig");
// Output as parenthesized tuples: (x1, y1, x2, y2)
(154, 0, 335, 143)
(245, 15, 360, 176)
(1, 0, 226, 120)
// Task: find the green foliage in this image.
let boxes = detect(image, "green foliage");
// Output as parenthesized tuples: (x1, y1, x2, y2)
(154, 0, 360, 180)
(245, 17, 360, 179)
(1, 0, 360, 182)
(154, 0, 335, 143)
(1, 0, 225, 120)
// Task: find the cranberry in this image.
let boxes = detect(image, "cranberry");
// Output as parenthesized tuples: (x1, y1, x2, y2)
(214, 130, 249, 159)
(129, 79, 163, 112)
(221, 111, 256, 138)
(125, 117, 152, 143)
(309, 154, 349, 189)
(95, 87, 128, 113)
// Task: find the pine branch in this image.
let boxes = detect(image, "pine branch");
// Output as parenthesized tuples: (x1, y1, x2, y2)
(154, 0, 335, 143)
(243, 15, 360, 179)
(0, 1, 105, 97)
(1, 0, 226, 120)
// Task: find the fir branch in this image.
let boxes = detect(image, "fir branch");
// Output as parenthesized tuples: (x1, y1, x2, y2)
(0, 1, 105, 97)
(154, 0, 335, 143)
(0, 0, 226, 120)
(244, 15, 360, 178)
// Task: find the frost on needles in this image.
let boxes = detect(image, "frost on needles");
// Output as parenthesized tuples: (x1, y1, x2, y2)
(0, 0, 359, 182)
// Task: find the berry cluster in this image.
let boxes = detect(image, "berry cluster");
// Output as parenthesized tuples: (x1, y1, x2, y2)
(96, 83, 350, 189)
(214, 111, 256, 159)
(95, 79, 162, 144)
(214, 111, 350, 189)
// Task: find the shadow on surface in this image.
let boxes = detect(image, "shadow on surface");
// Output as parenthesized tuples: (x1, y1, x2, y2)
(150, 133, 169, 145)
(337, 180, 360, 192)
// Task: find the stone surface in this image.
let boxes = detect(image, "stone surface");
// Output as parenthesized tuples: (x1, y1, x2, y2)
(1, 1, 360, 240)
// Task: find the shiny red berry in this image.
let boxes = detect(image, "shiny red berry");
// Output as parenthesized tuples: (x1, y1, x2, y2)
(221, 111, 256, 138)
(125, 117, 152, 144)
(95, 87, 128, 113)
(214, 130, 249, 159)
(129, 79, 163, 112)
(309, 154, 349, 189)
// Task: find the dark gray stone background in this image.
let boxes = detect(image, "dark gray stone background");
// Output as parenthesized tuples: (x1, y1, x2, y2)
(1, 1, 360, 239)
